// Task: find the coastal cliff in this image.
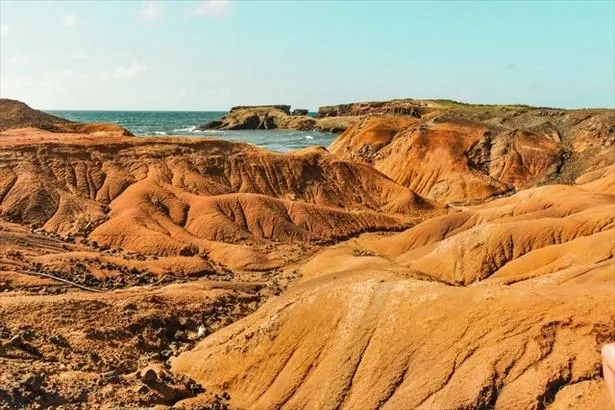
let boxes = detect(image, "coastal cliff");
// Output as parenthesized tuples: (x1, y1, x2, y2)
(318, 98, 429, 117)
(198, 100, 431, 132)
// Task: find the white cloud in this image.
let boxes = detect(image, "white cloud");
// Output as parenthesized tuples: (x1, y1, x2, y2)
(139, 1, 163, 22)
(0, 25, 10, 37)
(7, 53, 31, 67)
(63, 13, 77, 28)
(192, 0, 231, 17)
(70, 50, 89, 60)
(113, 61, 148, 80)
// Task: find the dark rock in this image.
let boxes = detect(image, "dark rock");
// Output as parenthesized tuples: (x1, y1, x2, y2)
(21, 373, 44, 393)
(317, 98, 426, 118)
(174, 330, 187, 341)
(49, 334, 70, 348)
(198, 120, 222, 130)
(135, 384, 149, 395)
(291, 109, 309, 116)
(197, 105, 290, 131)
(230, 105, 291, 115)
(141, 368, 158, 384)
(101, 370, 120, 384)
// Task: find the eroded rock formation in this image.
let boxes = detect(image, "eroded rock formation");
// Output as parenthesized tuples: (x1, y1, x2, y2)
(0, 98, 613, 409)
(329, 106, 613, 203)
(0, 128, 439, 269)
(172, 170, 615, 410)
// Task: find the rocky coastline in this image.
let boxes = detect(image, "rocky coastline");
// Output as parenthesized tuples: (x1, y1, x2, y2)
(197, 98, 615, 140)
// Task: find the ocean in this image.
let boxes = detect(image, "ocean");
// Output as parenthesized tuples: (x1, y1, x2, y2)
(46, 110, 337, 152)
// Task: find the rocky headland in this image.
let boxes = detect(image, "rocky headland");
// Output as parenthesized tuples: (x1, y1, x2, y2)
(0, 98, 133, 136)
(0, 98, 613, 409)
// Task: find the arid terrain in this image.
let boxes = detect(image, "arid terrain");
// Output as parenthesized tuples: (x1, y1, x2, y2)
(0, 98, 613, 409)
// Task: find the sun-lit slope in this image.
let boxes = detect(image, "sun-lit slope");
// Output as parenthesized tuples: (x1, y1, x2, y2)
(361, 184, 615, 285)
(330, 116, 547, 203)
(172, 268, 613, 410)
(2, 108, 613, 409)
(576, 161, 615, 195)
(90, 190, 410, 256)
(0, 98, 132, 135)
(398, 205, 613, 285)
(0, 218, 221, 295)
(329, 110, 614, 204)
(171, 177, 614, 409)
(0, 130, 439, 258)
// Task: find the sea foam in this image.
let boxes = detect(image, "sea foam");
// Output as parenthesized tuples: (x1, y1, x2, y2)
(173, 126, 197, 132)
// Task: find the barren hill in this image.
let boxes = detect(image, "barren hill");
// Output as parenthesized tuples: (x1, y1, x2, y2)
(172, 170, 615, 409)
(330, 106, 614, 203)
(0, 99, 613, 409)
(0, 128, 438, 269)
(0, 98, 132, 136)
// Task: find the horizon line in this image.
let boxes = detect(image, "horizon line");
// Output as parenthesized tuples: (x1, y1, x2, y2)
(3, 96, 612, 112)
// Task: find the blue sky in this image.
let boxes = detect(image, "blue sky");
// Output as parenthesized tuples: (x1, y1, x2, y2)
(0, 0, 613, 110)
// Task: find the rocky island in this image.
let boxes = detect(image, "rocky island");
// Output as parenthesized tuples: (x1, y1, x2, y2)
(0, 98, 613, 409)
(197, 104, 360, 133)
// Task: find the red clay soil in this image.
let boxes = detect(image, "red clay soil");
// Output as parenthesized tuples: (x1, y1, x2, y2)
(330, 107, 614, 204)
(0, 99, 613, 408)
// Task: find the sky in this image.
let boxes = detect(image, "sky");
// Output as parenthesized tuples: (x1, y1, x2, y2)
(0, 0, 613, 111)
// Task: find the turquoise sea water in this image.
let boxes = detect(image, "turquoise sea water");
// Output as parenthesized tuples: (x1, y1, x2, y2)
(46, 111, 336, 152)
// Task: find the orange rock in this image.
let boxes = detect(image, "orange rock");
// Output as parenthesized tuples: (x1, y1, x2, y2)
(329, 104, 614, 204)
(172, 180, 615, 410)
(0, 98, 132, 136)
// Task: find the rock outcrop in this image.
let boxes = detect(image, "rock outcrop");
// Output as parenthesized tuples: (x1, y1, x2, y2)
(230, 104, 291, 115)
(0, 98, 133, 136)
(329, 106, 614, 204)
(318, 98, 430, 118)
(198, 105, 360, 133)
(200, 98, 615, 140)
(198, 105, 317, 131)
